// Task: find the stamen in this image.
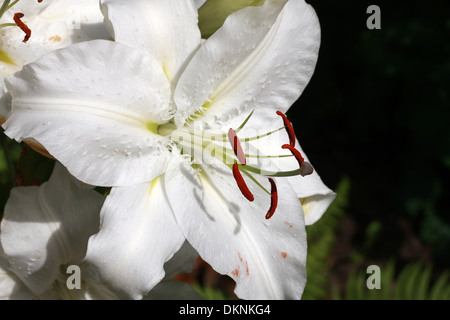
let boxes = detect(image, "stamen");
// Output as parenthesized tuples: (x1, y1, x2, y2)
(214, 110, 255, 141)
(13, 13, 31, 43)
(282, 144, 304, 163)
(281, 144, 314, 177)
(276, 111, 296, 147)
(228, 128, 246, 165)
(235, 109, 254, 134)
(232, 162, 254, 201)
(265, 178, 278, 219)
(299, 161, 314, 177)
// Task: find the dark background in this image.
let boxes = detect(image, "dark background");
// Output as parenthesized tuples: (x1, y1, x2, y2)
(293, 0, 450, 272)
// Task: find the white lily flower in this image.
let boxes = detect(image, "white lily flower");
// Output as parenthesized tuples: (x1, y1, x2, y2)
(0, 162, 112, 299)
(2, 0, 335, 299)
(0, 0, 109, 123)
(0, 162, 201, 299)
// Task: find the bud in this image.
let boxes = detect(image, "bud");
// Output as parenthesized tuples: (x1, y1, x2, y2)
(198, 0, 265, 38)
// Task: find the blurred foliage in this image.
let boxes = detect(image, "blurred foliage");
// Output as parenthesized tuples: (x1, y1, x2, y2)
(302, 176, 349, 299)
(335, 261, 450, 300)
(303, 177, 450, 300)
(0, 132, 21, 215)
(193, 282, 231, 300)
(0, 135, 55, 217)
(15, 144, 54, 187)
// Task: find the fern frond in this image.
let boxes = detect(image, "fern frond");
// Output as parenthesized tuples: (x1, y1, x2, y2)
(302, 176, 350, 300)
(342, 261, 450, 300)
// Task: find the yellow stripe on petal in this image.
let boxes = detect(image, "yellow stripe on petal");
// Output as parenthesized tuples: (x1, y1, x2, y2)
(150, 176, 159, 193)
(146, 121, 159, 134)
(0, 49, 16, 65)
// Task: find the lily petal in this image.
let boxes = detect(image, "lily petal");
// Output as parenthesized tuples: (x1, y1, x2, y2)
(284, 146, 335, 225)
(0, 163, 104, 295)
(100, 0, 201, 84)
(85, 179, 186, 300)
(174, 0, 320, 129)
(3, 40, 173, 187)
(164, 157, 307, 299)
(0, 83, 8, 125)
(283, 136, 336, 225)
(0, 247, 35, 300)
(40, 0, 110, 40)
(0, 0, 107, 77)
(0, 0, 108, 128)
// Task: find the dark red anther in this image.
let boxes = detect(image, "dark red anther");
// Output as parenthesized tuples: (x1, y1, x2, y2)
(299, 161, 314, 177)
(232, 162, 254, 201)
(265, 178, 278, 219)
(13, 13, 31, 43)
(228, 128, 246, 165)
(276, 111, 296, 147)
(281, 144, 314, 177)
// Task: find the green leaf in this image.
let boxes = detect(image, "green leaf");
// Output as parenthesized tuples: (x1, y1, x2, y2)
(415, 264, 432, 300)
(192, 283, 229, 300)
(343, 261, 450, 300)
(346, 271, 365, 300)
(380, 260, 396, 300)
(429, 271, 450, 300)
(302, 176, 349, 300)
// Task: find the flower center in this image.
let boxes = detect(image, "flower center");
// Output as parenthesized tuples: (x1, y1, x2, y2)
(158, 110, 312, 220)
